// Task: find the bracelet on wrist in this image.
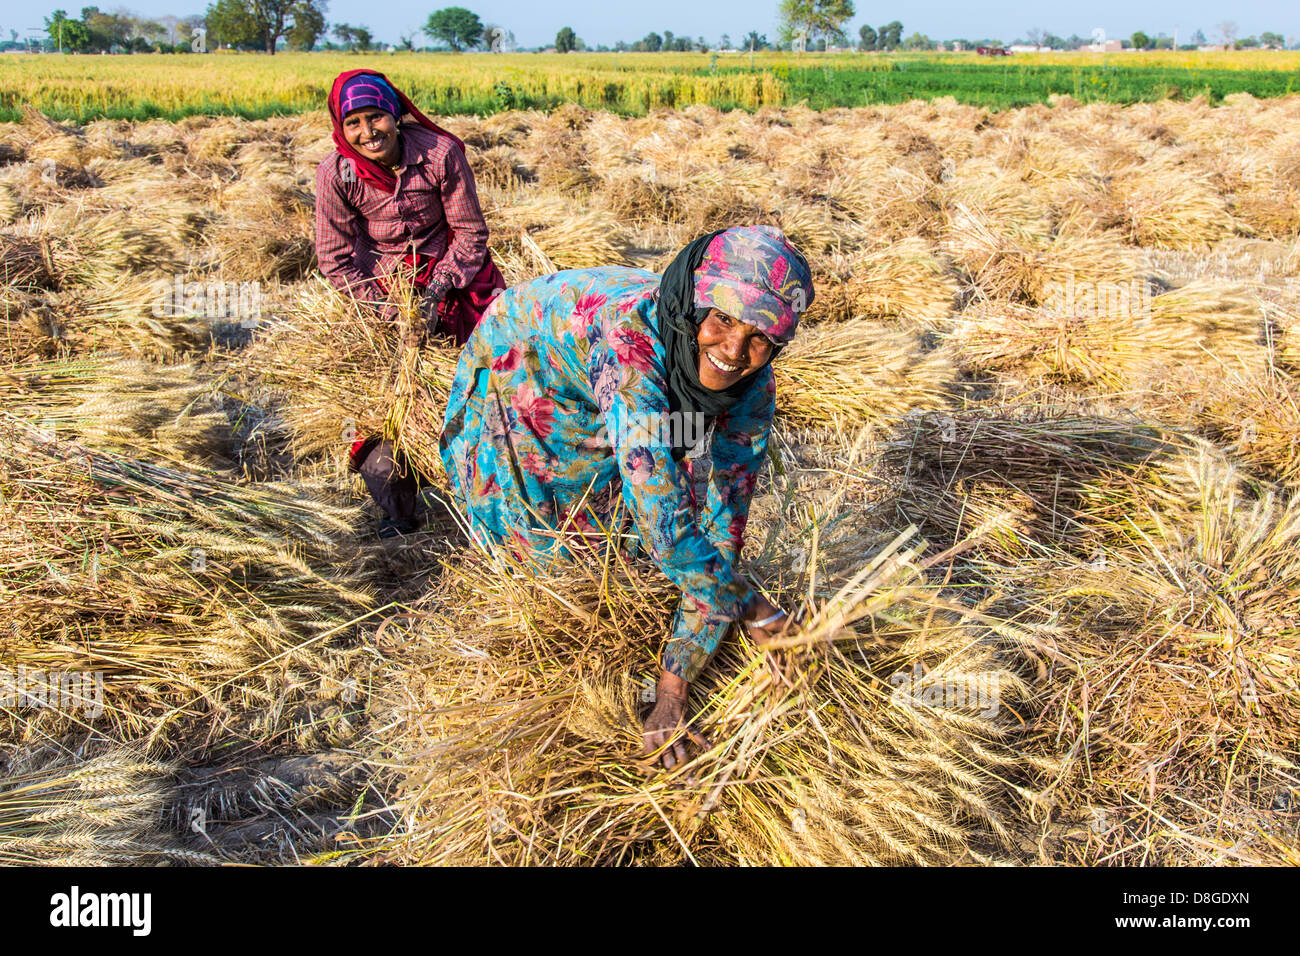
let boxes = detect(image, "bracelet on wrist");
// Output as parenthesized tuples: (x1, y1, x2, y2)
(751, 609, 786, 629)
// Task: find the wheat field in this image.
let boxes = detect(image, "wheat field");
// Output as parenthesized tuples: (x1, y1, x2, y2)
(1, 89, 1298, 865)
(5, 50, 1300, 121)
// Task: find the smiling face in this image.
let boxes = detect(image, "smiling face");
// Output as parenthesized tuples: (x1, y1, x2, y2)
(695, 308, 776, 391)
(342, 108, 400, 167)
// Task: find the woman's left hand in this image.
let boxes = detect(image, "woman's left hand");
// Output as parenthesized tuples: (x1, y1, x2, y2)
(420, 285, 446, 331)
(402, 287, 445, 349)
(642, 670, 706, 771)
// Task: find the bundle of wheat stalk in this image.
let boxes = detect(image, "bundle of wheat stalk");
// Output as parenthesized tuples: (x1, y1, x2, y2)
(808, 241, 956, 328)
(882, 409, 1190, 564)
(50, 273, 216, 358)
(0, 357, 234, 465)
(212, 176, 316, 282)
(991, 447, 1300, 864)
(0, 287, 61, 363)
(0, 183, 26, 225)
(0, 234, 58, 292)
(0, 417, 372, 754)
(774, 319, 954, 432)
(944, 204, 1145, 305)
(1149, 365, 1300, 486)
(245, 277, 459, 477)
(0, 748, 200, 866)
(1057, 155, 1242, 250)
(361, 511, 1055, 866)
(945, 281, 1269, 399)
(43, 209, 186, 286)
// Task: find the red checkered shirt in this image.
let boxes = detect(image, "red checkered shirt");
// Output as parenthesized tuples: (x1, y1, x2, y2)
(314, 123, 489, 306)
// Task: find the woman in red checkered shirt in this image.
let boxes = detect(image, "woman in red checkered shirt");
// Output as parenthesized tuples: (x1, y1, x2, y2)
(316, 69, 504, 537)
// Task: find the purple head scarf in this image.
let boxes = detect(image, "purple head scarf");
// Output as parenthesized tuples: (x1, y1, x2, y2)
(656, 225, 813, 457)
(338, 75, 402, 119)
(691, 225, 813, 345)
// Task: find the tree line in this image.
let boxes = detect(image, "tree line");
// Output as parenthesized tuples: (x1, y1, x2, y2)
(32, 3, 1297, 55)
(42, 7, 205, 53)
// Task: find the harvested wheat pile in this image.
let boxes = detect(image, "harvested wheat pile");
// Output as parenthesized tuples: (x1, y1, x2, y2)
(883, 409, 1188, 564)
(1151, 366, 1300, 485)
(809, 240, 956, 328)
(944, 204, 1145, 305)
(1059, 155, 1242, 250)
(0, 418, 371, 755)
(0, 748, 198, 866)
(0, 234, 57, 292)
(0, 357, 236, 464)
(212, 176, 316, 282)
(945, 281, 1269, 399)
(244, 277, 458, 478)
(365, 521, 1053, 866)
(49, 273, 214, 358)
(7, 96, 1300, 867)
(996, 447, 1300, 864)
(775, 319, 954, 431)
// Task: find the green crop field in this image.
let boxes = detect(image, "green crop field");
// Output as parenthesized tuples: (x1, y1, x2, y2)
(2, 50, 1299, 121)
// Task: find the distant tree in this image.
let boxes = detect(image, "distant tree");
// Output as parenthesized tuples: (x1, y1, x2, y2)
(331, 23, 354, 48)
(778, 0, 854, 46)
(397, 30, 415, 50)
(81, 7, 132, 50)
(613, 39, 628, 51)
(1259, 31, 1284, 49)
(249, 0, 311, 54)
(1025, 26, 1044, 47)
(877, 20, 902, 50)
(1130, 30, 1151, 50)
(742, 30, 768, 51)
(134, 19, 165, 44)
(1154, 36, 1173, 49)
(1235, 35, 1259, 49)
(720, 33, 730, 49)
(1215, 21, 1237, 46)
(1190, 28, 1206, 46)
(902, 31, 933, 51)
(156, 13, 181, 43)
(641, 31, 662, 51)
(286, 0, 327, 50)
(204, 0, 323, 53)
(205, 0, 261, 49)
(555, 25, 576, 53)
(858, 23, 876, 50)
(424, 6, 483, 51)
(353, 24, 372, 49)
(45, 10, 92, 51)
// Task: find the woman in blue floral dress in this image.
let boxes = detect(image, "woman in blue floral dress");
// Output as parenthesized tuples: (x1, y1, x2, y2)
(440, 226, 814, 768)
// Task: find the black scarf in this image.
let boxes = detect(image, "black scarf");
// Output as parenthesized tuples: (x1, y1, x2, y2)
(657, 232, 779, 459)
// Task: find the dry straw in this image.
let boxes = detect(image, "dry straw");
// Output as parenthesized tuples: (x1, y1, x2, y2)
(993, 447, 1300, 864)
(0, 748, 197, 866)
(775, 319, 954, 431)
(364, 516, 1054, 866)
(3, 94, 1299, 866)
(0, 416, 372, 755)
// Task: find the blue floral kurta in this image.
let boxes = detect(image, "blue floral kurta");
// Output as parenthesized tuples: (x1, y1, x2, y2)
(440, 267, 774, 682)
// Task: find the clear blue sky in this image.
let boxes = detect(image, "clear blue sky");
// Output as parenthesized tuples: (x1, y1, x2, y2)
(10, 1, 1297, 47)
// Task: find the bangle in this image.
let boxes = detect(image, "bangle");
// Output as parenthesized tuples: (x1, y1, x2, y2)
(751, 609, 786, 629)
